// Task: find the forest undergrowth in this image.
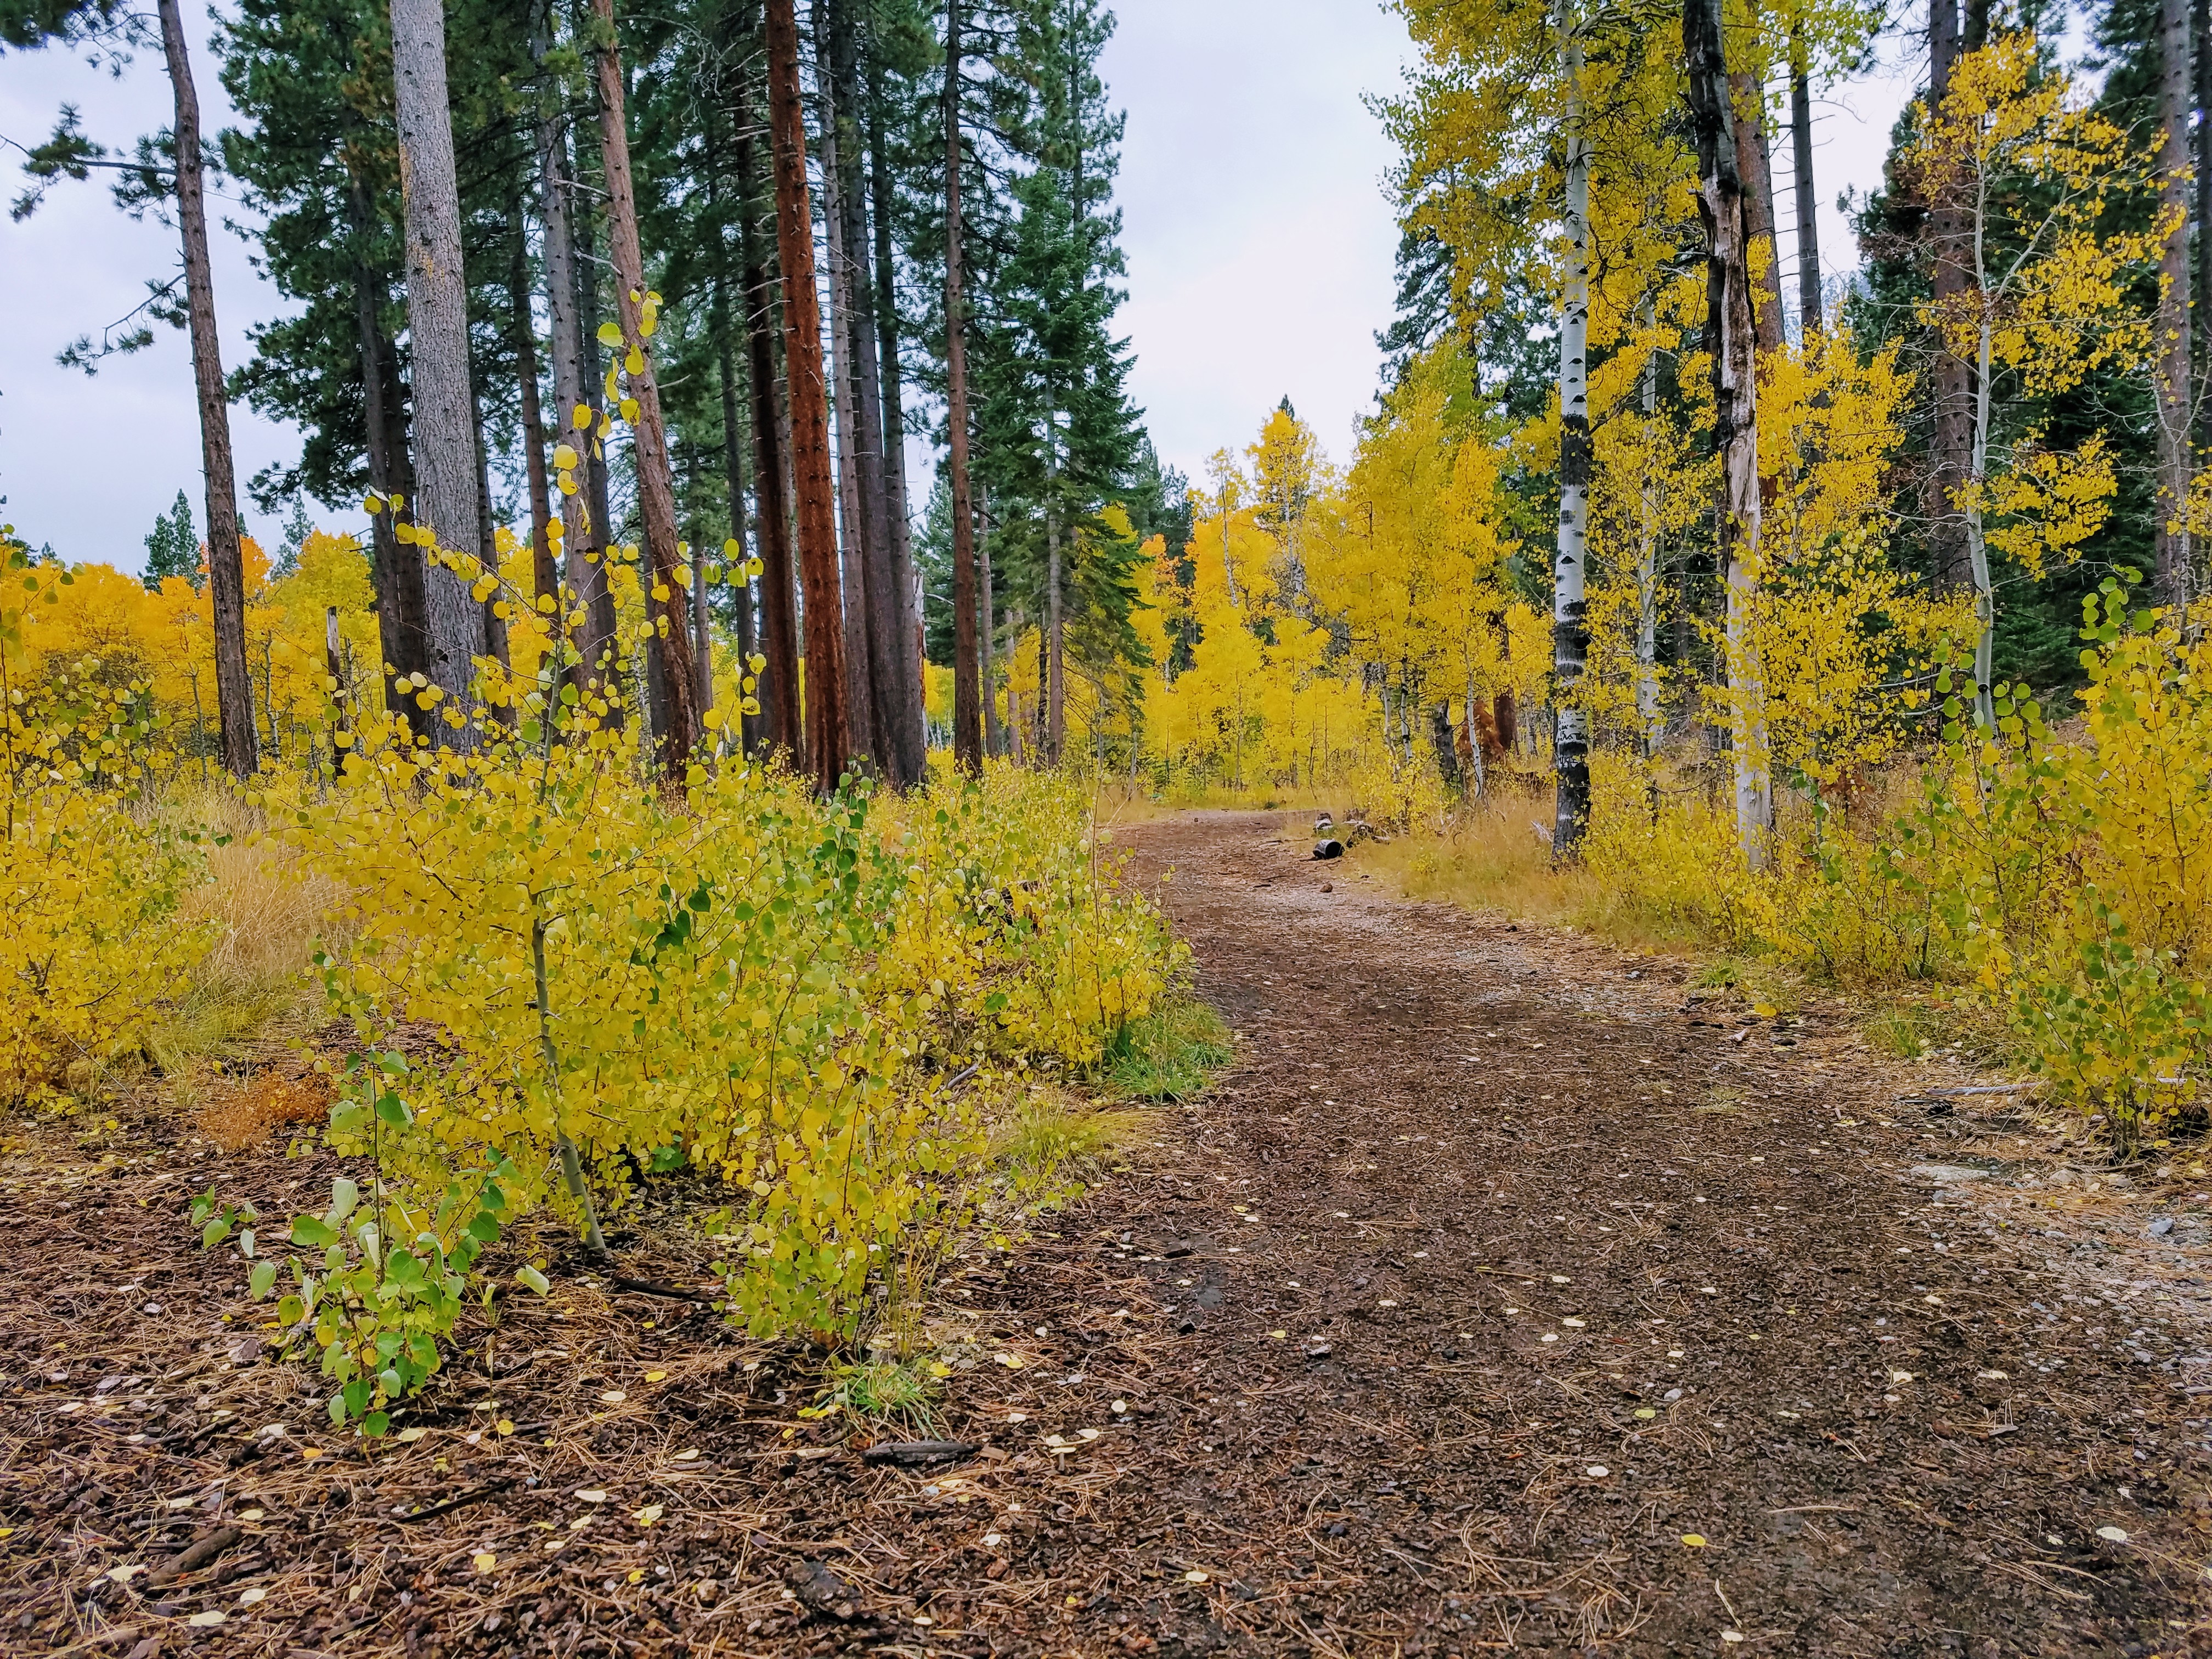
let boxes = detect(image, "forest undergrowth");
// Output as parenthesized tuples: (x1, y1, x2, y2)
(0, 670, 1203, 1445)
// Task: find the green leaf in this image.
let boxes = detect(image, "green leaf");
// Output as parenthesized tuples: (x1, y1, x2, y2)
(596, 320, 624, 348)
(202, 1218, 233, 1248)
(276, 1294, 306, 1326)
(291, 1216, 339, 1248)
(466, 1212, 501, 1243)
(328, 1178, 360, 1222)
(249, 1260, 279, 1299)
(516, 1265, 551, 1296)
(362, 1411, 390, 1438)
(375, 1092, 413, 1127)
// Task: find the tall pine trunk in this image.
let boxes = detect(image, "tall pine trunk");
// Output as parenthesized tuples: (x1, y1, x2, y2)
(834, 2, 922, 785)
(1551, 0, 1592, 856)
(766, 0, 851, 789)
(1926, 0, 1974, 594)
(345, 171, 431, 742)
(738, 122, 802, 758)
(1046, 505, 1064, 762)
(704, 100, 758, 753)
(868, 57, 925, 762)
(591, 0, 698, 771)
(979, 487, 998, 755)
(1689, 0, 1771, 867)
(815, 4, 878, 770)
(532, 44, 616, 713)
(1790, 26, 1821, 334)
(157, 0, 255, 777)
(511, 206, 557, 606)
(2157, 0, 2194, 609)
(572, 107, 625, 719)
(391, 0, 489, 730)
(944, 0, 983, 772)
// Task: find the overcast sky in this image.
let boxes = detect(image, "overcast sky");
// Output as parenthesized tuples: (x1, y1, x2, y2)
(2, 2, 1933, 575)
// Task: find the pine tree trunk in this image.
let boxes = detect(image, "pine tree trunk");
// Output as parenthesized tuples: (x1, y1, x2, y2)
(512, 207, 557, 608)
(469, 369, 511, 696)
(815, 6, 878, 771)
(979, 487, 999, 756)
(1688, 0, 1771, 867)
(346, 172, 431, 741)
(715, 309, 755, 675)
(571, 106, 626, 719)
(738, 122, 803, 759)
(702, 79, 756, 712)
(1046, 507, 1064, 763)
(532, 55, 617, 715)
(834, 1, 922, 785)
(1789, 30, 1821, 335)
(944, 0, 983, 772)
(766, 0, 851, 789)
(2157, 0, 2194, 610)
(591, 0, 697, 772)
(868, 54, 925, 766)
(391, 0, 489, 731)
(1551, 0, 1592, 857)
(157, 0, 255, 778)
(1926, 0, 1974, 594)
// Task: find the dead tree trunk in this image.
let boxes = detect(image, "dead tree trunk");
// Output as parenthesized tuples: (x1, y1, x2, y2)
(1730, 66, 1785, 353)
(157, 0, 255, 777)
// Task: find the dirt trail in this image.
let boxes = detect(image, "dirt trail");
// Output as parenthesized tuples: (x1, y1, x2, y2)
(1054, 810, 2210, 1656)
(5, 811, 2209, 1658)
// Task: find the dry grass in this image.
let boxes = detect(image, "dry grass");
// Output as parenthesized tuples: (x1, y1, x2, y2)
(148, 823, 348, 1077)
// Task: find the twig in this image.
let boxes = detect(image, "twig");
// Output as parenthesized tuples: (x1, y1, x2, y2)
(606, 1275, 715, 1304)
(387, 1476, 517, 1524)
(145, 1524, 240, 1585)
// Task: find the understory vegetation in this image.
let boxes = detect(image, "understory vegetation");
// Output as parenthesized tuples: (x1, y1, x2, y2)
(2, 545, 1199, 1435)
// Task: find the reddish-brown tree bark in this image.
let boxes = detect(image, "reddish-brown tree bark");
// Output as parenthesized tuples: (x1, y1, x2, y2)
(765, 0, 850, 789)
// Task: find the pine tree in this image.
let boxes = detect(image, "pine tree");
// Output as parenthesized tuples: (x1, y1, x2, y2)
(143, 488, 199, 590)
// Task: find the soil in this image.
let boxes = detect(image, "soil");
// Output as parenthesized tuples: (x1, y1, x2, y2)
(5, 810, 2211, 1657)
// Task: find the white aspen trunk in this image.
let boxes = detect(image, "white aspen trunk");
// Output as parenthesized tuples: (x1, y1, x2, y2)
(1635, 300, 1662, 763)
(1688, 0, 1769, 865)
(1963, 166, 1997, 733)
(2156, 0, 2194, 610)
(1551, 0, 1593, 855)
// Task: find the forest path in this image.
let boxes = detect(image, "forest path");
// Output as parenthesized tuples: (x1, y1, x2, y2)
(1060, 808, 2208, 1657)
